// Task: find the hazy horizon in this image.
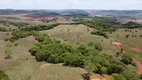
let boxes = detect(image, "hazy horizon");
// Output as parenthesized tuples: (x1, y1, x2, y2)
(0, 0, 142, 10)
(1, 8, 142, 11)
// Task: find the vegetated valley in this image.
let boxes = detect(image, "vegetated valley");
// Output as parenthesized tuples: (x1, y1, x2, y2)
(0, 9, 142, 80)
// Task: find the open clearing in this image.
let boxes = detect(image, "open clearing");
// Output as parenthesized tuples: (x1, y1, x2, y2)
(40, 24, 116, 54)
(107, 28, 142, 61)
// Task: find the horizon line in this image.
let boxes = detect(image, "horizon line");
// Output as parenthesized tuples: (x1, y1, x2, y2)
(0, 9, 142, 11)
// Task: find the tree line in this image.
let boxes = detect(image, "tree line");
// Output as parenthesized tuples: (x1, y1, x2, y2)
(9, 24, 59, 42)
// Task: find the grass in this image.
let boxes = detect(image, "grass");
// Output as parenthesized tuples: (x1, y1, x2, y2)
(0, 33, 86, 80)
(31, 63, 86, 80)
(41, 26, 142, 60)
(0, 24, 142, 80)
(107, 28, 142, 61)
(107, 28, 142, 48)
(0, 24, 17, 30)
(40, 24, 116, 53)
(0, 24, 116, 80)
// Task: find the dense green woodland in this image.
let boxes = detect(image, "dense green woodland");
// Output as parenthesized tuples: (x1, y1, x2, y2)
(80, 18, 142, 39)
(0, 20, 29, 28)
(9, 24, 59, 42)
(81, 17, 120, 31)
(122, 21, 142, 29)
(20, 24, 59, 31)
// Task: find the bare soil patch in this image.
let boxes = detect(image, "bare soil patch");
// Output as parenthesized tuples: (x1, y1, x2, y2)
(40, 64, 50, 68)
(131, 47, 142, 54)
(112, 42, 122, 50)
(133, 59, 142, 74)
(91, 75, 110, 80)
(23, 14, 56, 21)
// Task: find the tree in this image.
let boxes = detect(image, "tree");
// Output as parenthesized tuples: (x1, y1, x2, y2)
(112, 73, 126, 80)
(100, 67, 108, 74)
(83, 57, 95, 80)
(29, 46, 39, 56)
(140, 74, 142, 79)
(95, 44, 102, 51)
(121, 54, 133, 65)
(125, 34, 130, 38)
(4, 48, 12, 59)
(108, 63, 125, 74)
(91, 31, 108, 39)
(116, 52, 121, 57)
(121, 70, 140, 80)
(84, 61, 91, 80)
(14, 43, 18, 46)
(0, 71, 9, 80)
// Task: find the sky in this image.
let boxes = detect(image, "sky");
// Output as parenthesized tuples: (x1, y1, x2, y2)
(0, 0, 142, 10)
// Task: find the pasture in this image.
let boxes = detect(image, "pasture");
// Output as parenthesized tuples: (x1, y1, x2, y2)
(107, 28, 142, 61)
(0, 15, 142, 80)
(41, 25, 142, 61)
(0, 32, 86, 80)
(40, 24, 116, 53)
(0, 24, 141, 80)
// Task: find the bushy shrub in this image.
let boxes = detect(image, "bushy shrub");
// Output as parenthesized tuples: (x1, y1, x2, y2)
(91, 31, 108, 39)
(0, 71, 9, 80)
(121, 54, 133, 65)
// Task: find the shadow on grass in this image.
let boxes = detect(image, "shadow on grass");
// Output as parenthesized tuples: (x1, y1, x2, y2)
(81, 73, 91, 80)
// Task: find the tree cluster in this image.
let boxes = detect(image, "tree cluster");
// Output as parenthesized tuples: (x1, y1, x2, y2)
(91, 31, 108, 39)
(9, 24, 59, 42)
(123, 21, 142, 29)
(81, 18, 119, 32)
(21, 24, 59, 31)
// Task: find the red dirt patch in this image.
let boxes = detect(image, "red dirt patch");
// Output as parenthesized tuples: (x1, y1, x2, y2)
(23, 14, 56, 21)
(133, 59, 142, 74)
(112, 42, 122, 50)
(112, 42, 142, 74)
(131, 47, 142, 54)
(91, 75, 110, 80)
(91, 77, 106, 80)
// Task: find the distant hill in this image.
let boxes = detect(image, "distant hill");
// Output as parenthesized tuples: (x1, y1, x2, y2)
(31, 12, 61, 17)
(0, 9, 30, 15)
(61, 10, 89, 16)
(1, 9, 142, 19)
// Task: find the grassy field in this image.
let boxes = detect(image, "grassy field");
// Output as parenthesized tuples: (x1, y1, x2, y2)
(0, 32, 86, 80)
(0, 24, 142, 80)
(0, 24, 116, 80)
(107, 28, 142, 61)
(41, 25, 142, 61)
(31, 64, 86, 80)
(40, 24, 116, 54)
(107, 28, 142, 48)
